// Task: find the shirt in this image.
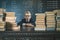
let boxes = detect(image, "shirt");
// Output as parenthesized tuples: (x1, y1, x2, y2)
(17, 18, 36, 31)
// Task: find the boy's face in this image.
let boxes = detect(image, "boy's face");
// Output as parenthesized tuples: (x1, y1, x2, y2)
(24, 13, 31, 20)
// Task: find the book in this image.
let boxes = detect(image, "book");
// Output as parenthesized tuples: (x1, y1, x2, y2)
(35, 27, 46, 31)
(47, 27, 55, 31)
(0, 18, 3, 21)
(53, 10, 60, 16)
(47, 24, 55, 28)
(45, 12, 55, 15)
(0, 14, 3, 18)
(0, 28, 5, 31)
(0, 22, 5, 26)
(0, 8, 6, 12)
(6, 12, 15, 17)
(0, 22, 5, 29)
(6, 22, 17, 30)
(6, 17, 16, 22)
(0, 12, 3, 14)
(56, 28, 60, 31)
(57, 20, 60, 31)
(12, 26, 20, 31)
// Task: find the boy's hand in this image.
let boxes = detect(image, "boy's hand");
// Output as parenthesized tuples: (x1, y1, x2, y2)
(26, 23, 34, 27)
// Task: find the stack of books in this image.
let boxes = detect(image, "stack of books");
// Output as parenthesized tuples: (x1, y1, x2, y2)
(45, 12, 56, 31)
(5, 12, 17, 30)
(0, 8, 6, 12)
(0, 13, 3, 21)
(0, 8, 6, 31)
(54, 10, 60, 31)
(35, 13, 46, 31)
(57, 19, 60, 31)
(0, 22, 5, 31)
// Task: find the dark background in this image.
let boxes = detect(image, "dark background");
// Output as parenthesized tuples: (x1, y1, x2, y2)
(0, 0, 60, 23)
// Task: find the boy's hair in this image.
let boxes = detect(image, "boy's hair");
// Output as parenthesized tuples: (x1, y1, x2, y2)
(25, 11, 31, 16)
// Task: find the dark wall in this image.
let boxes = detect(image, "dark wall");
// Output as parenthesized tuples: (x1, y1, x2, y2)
(0, 0, 60, 23)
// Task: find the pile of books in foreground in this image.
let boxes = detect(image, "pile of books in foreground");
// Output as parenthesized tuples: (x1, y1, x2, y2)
(45, 12, 56, 31)
(53, 10, 60, 31)
(35, 13, 46, 31)
(5, 12, 18, 31)
(0, 8, 6, 31)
